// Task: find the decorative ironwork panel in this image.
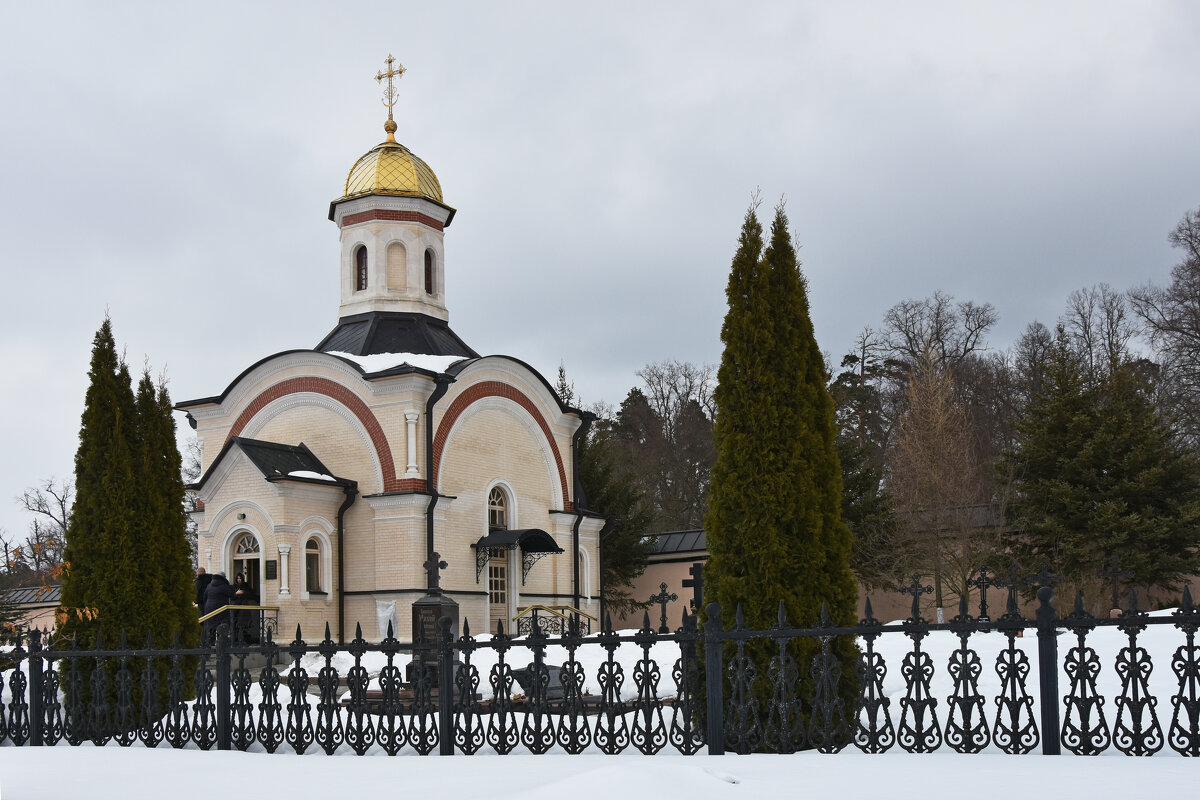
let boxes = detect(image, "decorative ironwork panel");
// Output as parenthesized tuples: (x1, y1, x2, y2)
(809, 637, 848, 752)
(256, 642, 285, 754)
(1169, 592, 1200, 756)
(945, 602, 989, 754)
(1061, 597, 1109, 756)
(630, 622, 668, 754)
(344, 625, 377, 756)
(191, 655, 217, 750)
(41, 661, 63, 746)
(113, 652, 136, 747)
(486, 636, 520, 754)
(724, 607, 762, 754)
(853, 599, 895, 754)
(992, 594, 1037, 755)
(407, 652, 439, 755)
(6, 649, 29, 746)
(375, 632, 408, 755)
(669, 610, 705, 755)
(315, 626, 346, 755)
(138, 653, 164, 748)
(227, 652, 254, 751)
(765, 605, 803, 754)
(594, 627, 630, 754)
(62, 652, 86, 746)
(87, 651, 114, 747)
(452, 620, 486, 755)
(897, 619, 941, 753)
(1113, 601, 1163, 756)
(555, 617, 592, 755)
(285, 630, 315, 755)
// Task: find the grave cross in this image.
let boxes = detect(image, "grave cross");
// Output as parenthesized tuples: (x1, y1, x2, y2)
(1101, 556, 1135, 611)
(899, 573, 933, 622)
(649, 582, 678, 634)
(424, 552, 448, 594)
(966, 566, 998, 620)
(1024, 563, 1063, 590)
(681, 562, 704, 612)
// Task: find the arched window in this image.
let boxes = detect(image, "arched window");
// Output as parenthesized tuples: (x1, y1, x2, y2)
(355, 245, 368, 291)
(424, 249, 434, 295)
(305, 538, 323, 594)
(488, 487, 507, 531)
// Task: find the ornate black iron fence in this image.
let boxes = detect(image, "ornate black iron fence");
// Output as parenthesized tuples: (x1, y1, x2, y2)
(1, 585, 1198, 756)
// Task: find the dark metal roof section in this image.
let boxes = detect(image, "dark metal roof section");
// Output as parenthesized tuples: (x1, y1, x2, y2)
(650, 529, 707, 555)
(472, 528, 563, 553)
(316, 311, 479, 359)
(190, 437, 342, 491)
(1, 584, 61, 605)
(235, 438, 336, 482)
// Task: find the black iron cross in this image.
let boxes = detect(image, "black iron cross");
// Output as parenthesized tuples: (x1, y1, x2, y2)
(1101, 556, 1135, 610)
(424, 552, 448, 593)
(967, 566, 998, 620)
(899, 573, 933, 621)
(649, 581, 678, 634)
(1024, 563, 1063, 590)
(681, 562, 704, 612)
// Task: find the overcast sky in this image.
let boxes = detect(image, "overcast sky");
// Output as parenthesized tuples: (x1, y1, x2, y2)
(1, 2, 1198, 542)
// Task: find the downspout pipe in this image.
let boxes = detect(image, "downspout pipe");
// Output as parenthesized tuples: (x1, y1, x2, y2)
(424, 375, 455, 587)
(569, 411, 597, 610)
(336, 478, 359, 644)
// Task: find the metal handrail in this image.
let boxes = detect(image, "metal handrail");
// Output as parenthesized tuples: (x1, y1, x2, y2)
(513, 604, 597, 624)
(198, 604, 279, 624)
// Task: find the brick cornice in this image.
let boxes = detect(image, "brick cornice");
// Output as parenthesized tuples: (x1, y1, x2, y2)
(341, 208, 445, 231)
(226, 377, 402, 492)
(433, 381, 573, 511)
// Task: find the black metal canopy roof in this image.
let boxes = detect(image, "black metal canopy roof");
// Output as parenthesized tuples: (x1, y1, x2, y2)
(472, 528, 563, 553)
(190, 437, 345, 491)
(316, 311, 478, 359)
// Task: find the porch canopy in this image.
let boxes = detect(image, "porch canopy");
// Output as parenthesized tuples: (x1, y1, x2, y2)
(472, 528, 563, 583)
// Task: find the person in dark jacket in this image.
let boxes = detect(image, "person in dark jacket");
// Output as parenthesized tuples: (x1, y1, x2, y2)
(195, 567, 212, 607)
(202, 572, 238, 643)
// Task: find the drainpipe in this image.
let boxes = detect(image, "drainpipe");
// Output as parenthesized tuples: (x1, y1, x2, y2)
(335, 478, 358, 644)
(569, 411, 596, 610)
(424, 375, 455, 587)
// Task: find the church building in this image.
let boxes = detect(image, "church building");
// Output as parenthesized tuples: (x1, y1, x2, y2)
(178, 58, 604, 643)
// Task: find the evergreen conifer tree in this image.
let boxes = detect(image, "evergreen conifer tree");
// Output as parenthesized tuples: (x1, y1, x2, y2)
(1006, 331, 1200, 604)
(702, 202, 858, 734)
(58, 319, 200, 713)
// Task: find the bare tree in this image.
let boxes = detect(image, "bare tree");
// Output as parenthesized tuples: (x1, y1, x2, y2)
(634, 360, 716, 439)
(1130, 206, 1200, 443)
(888, 359, 999, 618)
(883, 291, 998, 372)
(1063, 283, 1139, 381)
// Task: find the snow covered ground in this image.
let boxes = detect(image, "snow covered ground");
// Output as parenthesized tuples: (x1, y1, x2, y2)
(2, 610, 1198, 798)
(1, 745, 1195, 799)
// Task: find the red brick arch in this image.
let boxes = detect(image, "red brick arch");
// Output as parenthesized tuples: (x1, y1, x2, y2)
(226, 377, 404, 492)
(433, 381, 572, 510)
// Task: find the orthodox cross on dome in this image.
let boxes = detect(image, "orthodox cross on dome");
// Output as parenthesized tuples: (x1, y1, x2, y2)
(375, 53, 406, 143)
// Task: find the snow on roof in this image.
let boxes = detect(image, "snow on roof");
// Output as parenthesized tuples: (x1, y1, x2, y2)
(327, 351, 465, 374)
(287, 470, 336, 482)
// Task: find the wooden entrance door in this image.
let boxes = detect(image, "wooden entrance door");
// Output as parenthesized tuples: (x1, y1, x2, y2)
(488, 548, 508, 634)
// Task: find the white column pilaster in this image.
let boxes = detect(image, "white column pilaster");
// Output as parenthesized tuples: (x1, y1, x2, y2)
(278, 544, 292, 596)
(404, 408, 421, 477)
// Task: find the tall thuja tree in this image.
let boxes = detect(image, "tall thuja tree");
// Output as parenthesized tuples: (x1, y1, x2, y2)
(59, 318, 139, 653)
(135, 371, 200, 648)
(702, 202, 858, 734)
(59, 319, 199, 712)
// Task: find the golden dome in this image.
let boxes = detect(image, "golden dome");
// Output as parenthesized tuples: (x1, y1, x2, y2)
(338, 140, 444, 204)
